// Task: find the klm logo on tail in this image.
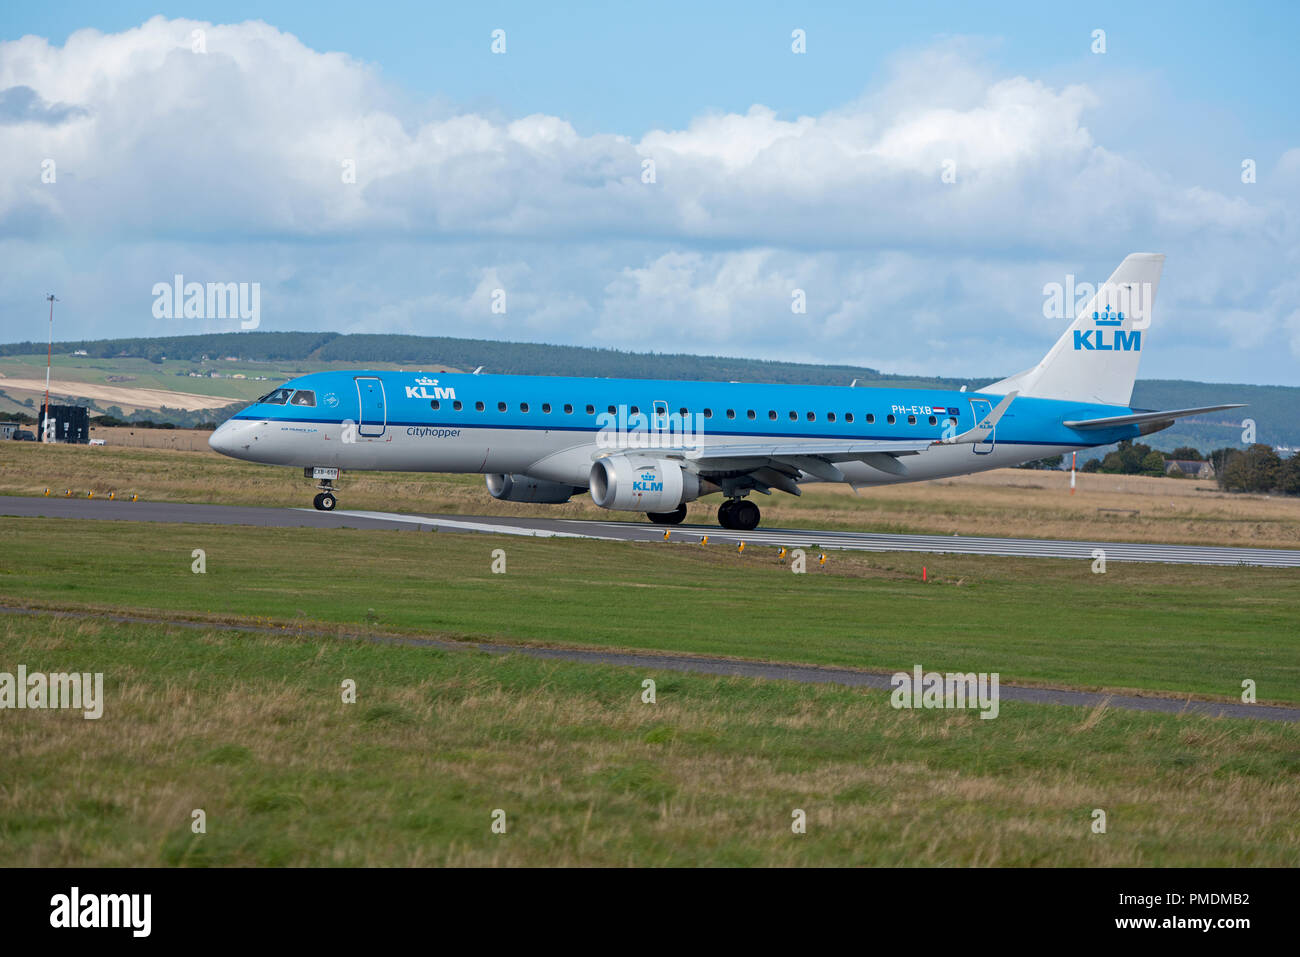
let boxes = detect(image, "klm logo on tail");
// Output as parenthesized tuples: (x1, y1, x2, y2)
(1074, 306, 1141, 352)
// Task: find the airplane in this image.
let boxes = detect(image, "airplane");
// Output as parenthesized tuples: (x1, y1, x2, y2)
(209, 253, 1242, 530)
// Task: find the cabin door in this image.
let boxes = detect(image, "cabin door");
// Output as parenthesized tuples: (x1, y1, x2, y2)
(967, 398, 996, 454)
(356, 377, 387, 437)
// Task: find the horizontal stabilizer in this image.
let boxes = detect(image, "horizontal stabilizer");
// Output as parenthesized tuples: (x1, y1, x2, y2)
(1063, 404, 1245, 431)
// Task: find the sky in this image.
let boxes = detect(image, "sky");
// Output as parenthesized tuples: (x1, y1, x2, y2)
(1, 1, 1297, 385)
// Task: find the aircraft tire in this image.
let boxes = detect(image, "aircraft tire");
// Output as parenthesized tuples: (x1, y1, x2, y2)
(732, 500, 760, 531)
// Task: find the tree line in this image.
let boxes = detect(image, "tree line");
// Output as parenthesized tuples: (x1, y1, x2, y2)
(1073, 439, 1300, 494)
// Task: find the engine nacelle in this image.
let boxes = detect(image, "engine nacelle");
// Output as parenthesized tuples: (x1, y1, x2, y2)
(589, 456, 705, 512)
(486, 473, 581, 504)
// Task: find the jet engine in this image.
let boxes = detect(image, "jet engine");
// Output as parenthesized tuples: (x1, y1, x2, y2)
(486, 473, 583, 504)
(588, 456, 708, 511)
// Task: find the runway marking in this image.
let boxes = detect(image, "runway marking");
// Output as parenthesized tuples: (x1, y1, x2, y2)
(320, 509, 625, 540)
(317, 510, 1300, 567)
(2, 495, 1298, 566)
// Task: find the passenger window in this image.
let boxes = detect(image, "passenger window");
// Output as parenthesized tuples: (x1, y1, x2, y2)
(520, 403, 529, 413)
(726, 409, 735, 419)
(290, 390, 316, 407)
(845, 413, 854, 423)
(454, 400, 464, 411)
(806, 412, 816, 421)
(262, 388, 292, 405)
(768, 410, 777, 420)
(746, 410, 755, 420)
(788, 411, 797, 421)
(430, 399, 440, 410)
(476, 401, 485, 411)
(608, 405, 617, 414)
(827, 412, 836, 423)
(907, 415, 916, 425)
(887, 414, 896, 424)
(586, 405, 595, 414)
(866, 413, 875, 424)
(498, 401, 507, 412)
(704, 408, 712, 418)
(928, 415, 937, 425)
(542, 403, 551, 413)
(564, 404, 573, 414)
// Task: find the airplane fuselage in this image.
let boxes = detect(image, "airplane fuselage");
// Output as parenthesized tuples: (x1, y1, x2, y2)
(209, 370, 1138, 488)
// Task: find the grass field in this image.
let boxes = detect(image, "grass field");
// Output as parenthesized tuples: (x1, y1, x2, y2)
(5, 438, 1300, 549)
(2, 612, 1297, 866)
(0, 353, 458, 414)
(3, 517, 1297, 704)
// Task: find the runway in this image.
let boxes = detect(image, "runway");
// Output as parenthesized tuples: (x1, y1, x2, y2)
(5, 605, 1296, 723)
(4, 494, 1300, 566)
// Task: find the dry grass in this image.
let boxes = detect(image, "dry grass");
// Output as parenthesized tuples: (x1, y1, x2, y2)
(88, 427, 218, 451)
(4, 439, 1299, 548)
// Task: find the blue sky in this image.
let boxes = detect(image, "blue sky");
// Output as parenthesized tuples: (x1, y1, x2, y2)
(8, 1, 1297, 144)
(1, 2, 1298, 384)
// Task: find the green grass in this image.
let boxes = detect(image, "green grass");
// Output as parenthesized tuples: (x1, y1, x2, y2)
(2, 516, 1297, 704)
(1, 613, 1296, 866)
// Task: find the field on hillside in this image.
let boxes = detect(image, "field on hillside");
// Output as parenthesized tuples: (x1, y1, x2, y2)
(4, 438, 1299, 549)
(3, 517, 1297, 703)
(2, 613, 1296, 867)
(0, 353, 459, 414)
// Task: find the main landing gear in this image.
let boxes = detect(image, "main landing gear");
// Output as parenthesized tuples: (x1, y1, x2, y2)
(717, 498, 760, 531)
(647, 504, 688, 525)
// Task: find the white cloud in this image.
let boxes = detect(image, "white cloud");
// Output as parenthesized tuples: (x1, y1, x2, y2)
(0, 18, 1296, 384)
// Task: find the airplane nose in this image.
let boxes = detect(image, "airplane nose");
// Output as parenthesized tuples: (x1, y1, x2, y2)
(208, 420, 240, 456)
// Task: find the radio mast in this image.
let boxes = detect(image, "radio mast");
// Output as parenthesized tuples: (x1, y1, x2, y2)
(43, 294, 57, 442)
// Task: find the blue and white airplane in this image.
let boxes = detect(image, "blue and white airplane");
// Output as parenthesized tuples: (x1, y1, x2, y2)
(209, 253, 1241, 530)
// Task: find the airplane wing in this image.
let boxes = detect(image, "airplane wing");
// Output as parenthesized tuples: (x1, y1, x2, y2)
(1062, 404, 1245, 430)
(681, 439, 935, 482)
(610, 392, 1020, 489)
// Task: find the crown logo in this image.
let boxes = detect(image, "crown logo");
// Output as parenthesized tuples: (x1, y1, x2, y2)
(414, 376, 439, 386)
(1092, 305, 1124, 326)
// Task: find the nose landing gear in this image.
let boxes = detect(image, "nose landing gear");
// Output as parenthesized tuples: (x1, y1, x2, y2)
(717, 498, 760, 530)
(305, 467, 340, 511)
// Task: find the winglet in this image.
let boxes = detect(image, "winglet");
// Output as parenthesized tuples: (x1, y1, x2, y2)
(937, 391, 1017, 446)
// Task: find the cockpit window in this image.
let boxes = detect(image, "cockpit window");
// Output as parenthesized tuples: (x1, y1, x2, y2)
(290, 390, 316, 407)
(262, 388, 293, 405)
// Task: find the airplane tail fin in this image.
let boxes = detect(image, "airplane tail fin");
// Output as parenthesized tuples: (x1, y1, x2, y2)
(980, 253, 1165, 407)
